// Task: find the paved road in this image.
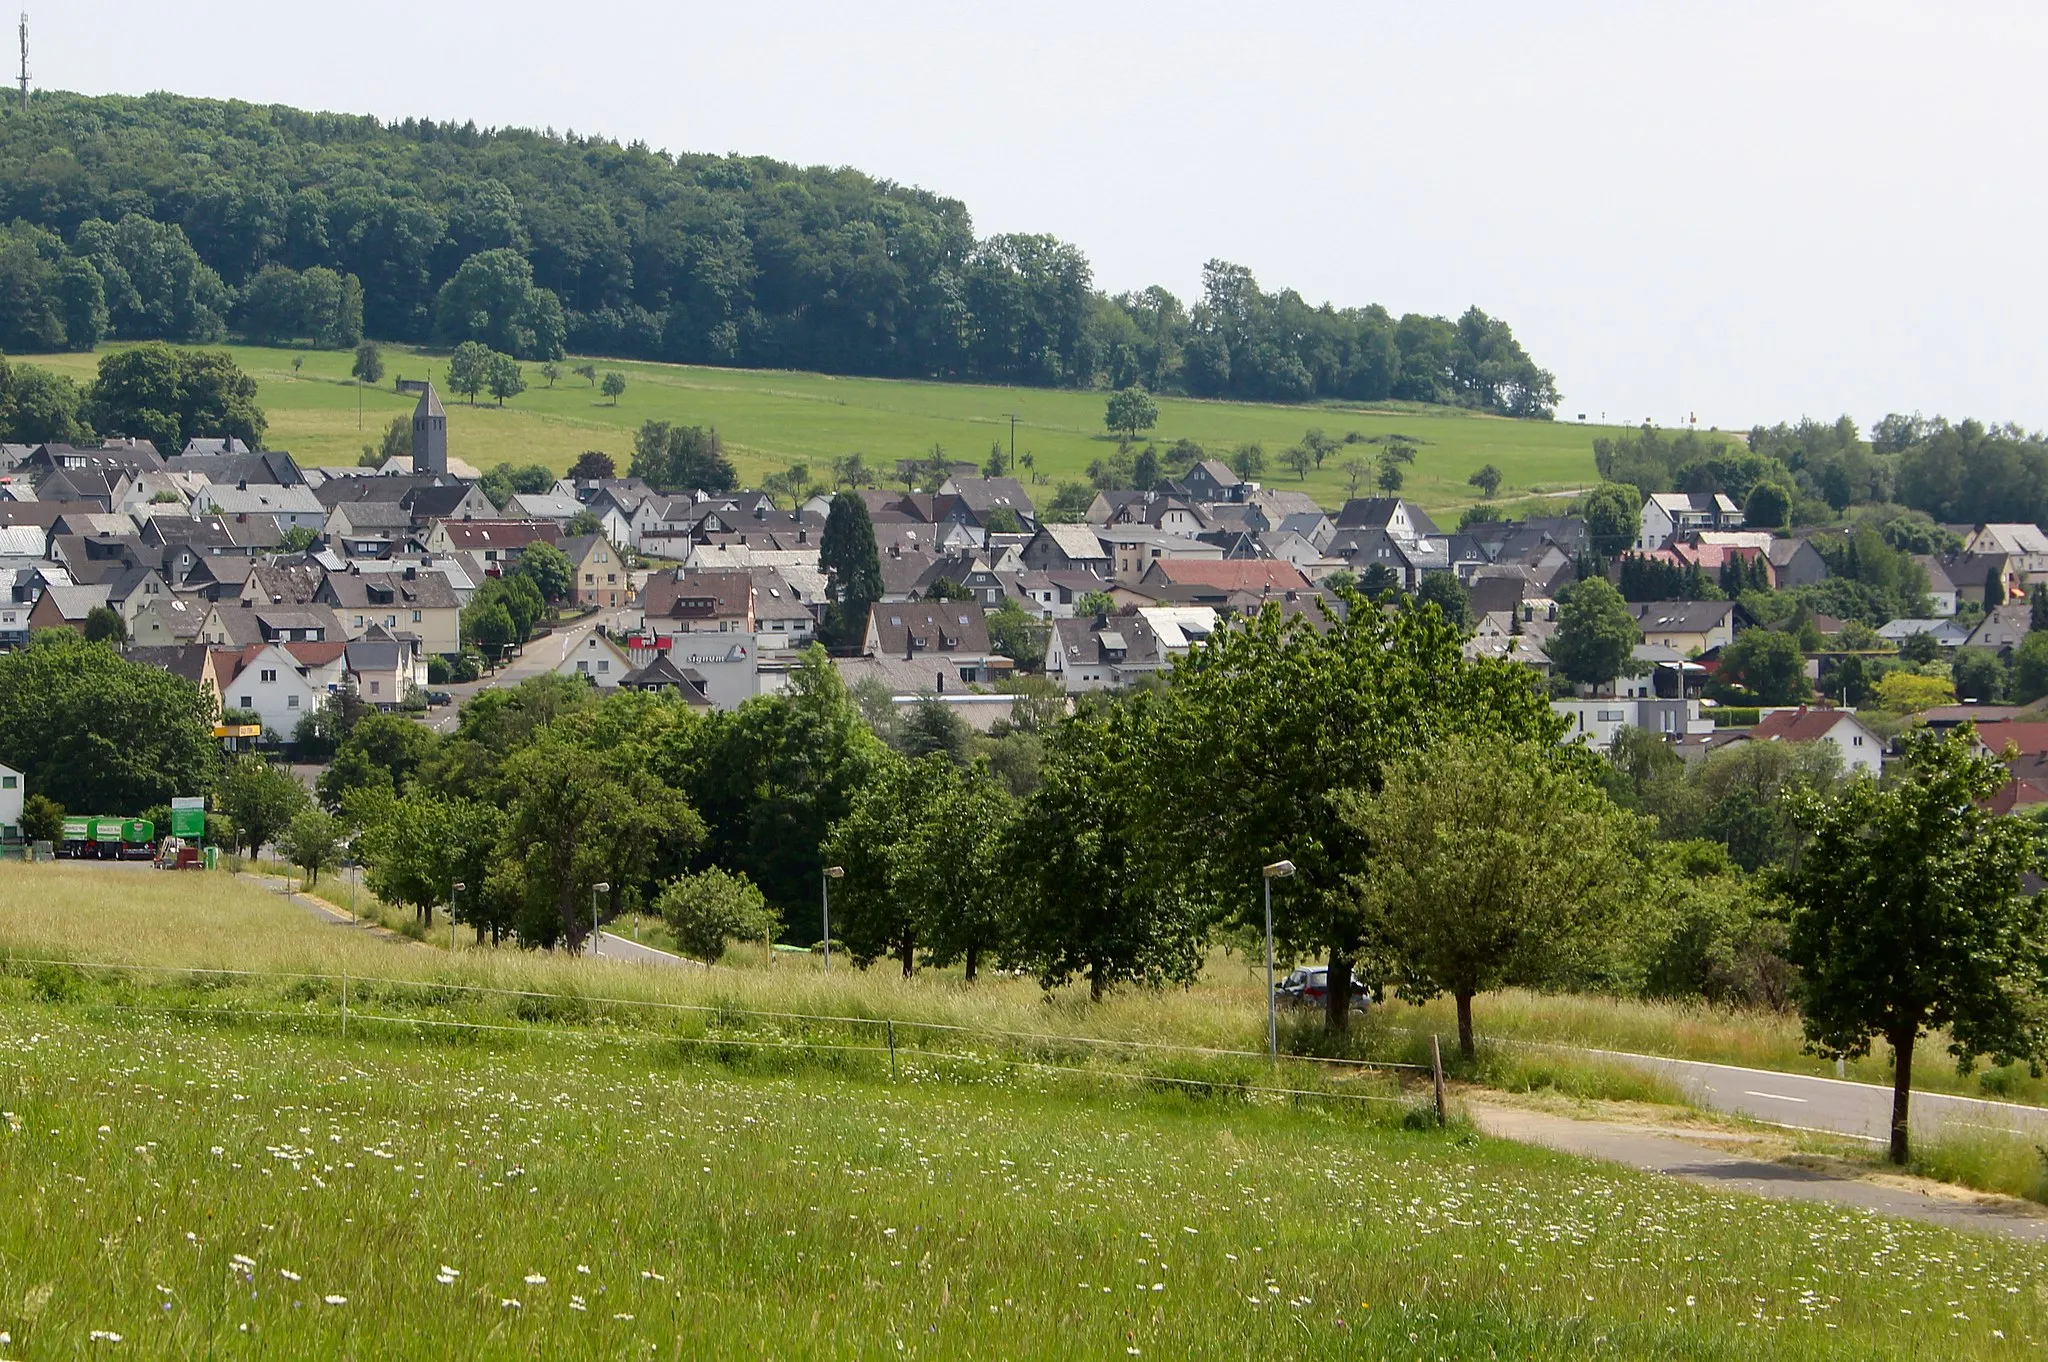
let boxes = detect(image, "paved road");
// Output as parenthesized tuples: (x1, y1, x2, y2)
(1592, 1050, 2048, 1144)
(421, 606, 633, 733)
(1470, 1102, 2048, 1242)
(590, 931, 702, 969)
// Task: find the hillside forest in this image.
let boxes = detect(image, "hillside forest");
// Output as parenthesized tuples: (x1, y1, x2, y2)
(0, 93, 1556, 414)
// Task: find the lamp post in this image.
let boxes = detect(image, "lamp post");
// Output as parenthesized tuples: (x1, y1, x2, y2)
(451, 882, 465, 953)
(1261, 860, 1296, 1064)
(591, 881, 610, 957)
(821, 866, 844, 971)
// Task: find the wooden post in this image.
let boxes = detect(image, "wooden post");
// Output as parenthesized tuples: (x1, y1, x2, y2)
(1430, 1034, 1446, 1126)
(341, 971, 349, 1040)
(887, 1020, 898, 1082)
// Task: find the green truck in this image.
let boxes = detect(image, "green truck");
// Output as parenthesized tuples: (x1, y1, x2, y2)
(58, 816, 156, 861)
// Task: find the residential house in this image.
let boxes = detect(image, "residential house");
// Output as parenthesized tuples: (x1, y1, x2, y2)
(217, 641, 330, 736)
(1964, 602, 2032, 655)
(936, 475, 1038, 530)
(344, 627, 425, 708)
(1915, 556, 1959, 617)
(1628, 600, 1738, 655)
(26, 583, 111, 633)
(1636, 492, 1744, 551)
(748, 568, 816, 647)
(557, 631, 636, 689)
(506, 490, 589, 524)
(1770, 537, 1831, 590)
(1099, 527, 1224, 583)
(318, 566, 463, 654)
(1043, 612, 1168, 692)
(1746, 706, 1884, 777)
(1964, 524, 2048, 557)
(1179, 459, 1245, 504)
(616, 653, 713, 704)
(1018, 524, 1111, 578)
(638, 569, 755, 634)
(560, 534, 628, 609)
(621, 634, 763, 709)
(1876, 618, 1973, 649)
(1334, 498, 1443, 539)
(186, 482, 327, 531)
(1553, 696, 1714, 747)
(423, 519, 562, 571)
(1126, 559, 1312, 605)
(129, 593, 209, 646)
(862, 602, 1006, 685)
(0, 761, 20, 838)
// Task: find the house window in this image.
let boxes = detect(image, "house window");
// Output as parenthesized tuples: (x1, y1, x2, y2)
(260, 669, 277, 683)
(369, 681, 381, 696)
(1851, 735, 1864, 747)
(239, 695, 252, 709)
(1, 775, 14, 789)
(354, 616, 364, 629)
(597, 661, 609, 674)
(577, 661, 589, 673)
(287, 694, 300, 709)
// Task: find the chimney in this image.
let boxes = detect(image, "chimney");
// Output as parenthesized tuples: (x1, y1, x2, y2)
(936, 672, 944, 693)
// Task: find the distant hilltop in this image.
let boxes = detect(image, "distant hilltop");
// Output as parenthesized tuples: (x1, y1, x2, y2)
(0, 90, 1555, 417)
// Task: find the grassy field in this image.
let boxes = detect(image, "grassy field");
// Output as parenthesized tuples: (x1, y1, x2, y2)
(1, 869, 2045, 1357)
(17, 342, 1624, 516)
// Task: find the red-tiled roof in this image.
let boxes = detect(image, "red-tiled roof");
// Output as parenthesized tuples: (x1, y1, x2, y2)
(1969, 721, 2048, 759)
(1751, 707, 1865, 743)
(1144, 560, 1313, 592)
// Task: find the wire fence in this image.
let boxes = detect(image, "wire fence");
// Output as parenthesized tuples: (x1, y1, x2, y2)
(0, 954, 1429, 1109)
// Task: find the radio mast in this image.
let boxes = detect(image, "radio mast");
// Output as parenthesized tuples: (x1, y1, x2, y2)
(16, 11, 28, 114)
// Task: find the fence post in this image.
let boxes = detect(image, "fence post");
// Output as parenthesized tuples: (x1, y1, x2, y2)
(886, 1019, 898, 1082)
(341, 971, 349, 1040)
(1430, 1034, 1446, 1126)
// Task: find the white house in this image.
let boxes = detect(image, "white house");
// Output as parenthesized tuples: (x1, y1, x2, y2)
(1552, 696, 1714, 748)
(219, 642, 330, 738)
(0, 761, 22, 838)
(623, 634, 765, 710)
(1746, 706, 1884, 776)
(1637, 492, 1744, 551)
(187, 483, 328, 532)
(557, 631, 636, 689)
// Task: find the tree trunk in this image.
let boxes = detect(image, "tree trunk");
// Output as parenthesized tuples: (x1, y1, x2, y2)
(1455, 991, 1476, 1059)
(899, 935, 915, 979)
(963, 941, 979, 983)
(1089, 958, 1105, 1003)
(1889, 1028, 1916, 1166)
(1323, 950, 1353, 1033)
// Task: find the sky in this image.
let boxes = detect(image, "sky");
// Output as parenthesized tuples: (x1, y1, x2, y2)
(29, 2, 2048, 431)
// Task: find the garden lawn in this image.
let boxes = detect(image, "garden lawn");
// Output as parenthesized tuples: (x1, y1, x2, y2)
(17, 343, 1623, 517)
(0, 1006, 2044, 1360)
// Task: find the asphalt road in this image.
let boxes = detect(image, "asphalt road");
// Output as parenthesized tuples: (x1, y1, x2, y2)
(590, 931, 701, 969)
(421, 605, 633, 733)
(1470, 1102, 2048, 1242)
(1595, 1050, 2048, 1144)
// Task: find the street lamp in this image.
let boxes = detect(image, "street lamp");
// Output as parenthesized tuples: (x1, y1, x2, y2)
(821, 866, 844, 971)
(451, 882, 465, 953)
(1261, 860, 1296, 1064)
(591, 882, 610, 956)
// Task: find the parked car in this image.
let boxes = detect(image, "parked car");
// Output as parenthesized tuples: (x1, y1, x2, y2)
(1274, 967, 1370, 1012)
(425, 690, 453, 707)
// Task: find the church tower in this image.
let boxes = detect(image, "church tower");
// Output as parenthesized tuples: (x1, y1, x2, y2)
(411, 383, 448, 475)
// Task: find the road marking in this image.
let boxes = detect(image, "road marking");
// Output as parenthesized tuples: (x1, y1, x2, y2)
(1742, 1091, 1809, 1104)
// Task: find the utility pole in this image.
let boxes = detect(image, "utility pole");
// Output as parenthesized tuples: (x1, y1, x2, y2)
(16, 11, 28, 114)
(1005, 413, 1020, 475)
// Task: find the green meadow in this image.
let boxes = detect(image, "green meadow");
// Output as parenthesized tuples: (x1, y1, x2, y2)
(1, 866, 2046, 1357)
(20, 343, 1623, 516)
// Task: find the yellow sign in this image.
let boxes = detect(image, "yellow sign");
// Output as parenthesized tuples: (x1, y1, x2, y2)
(211, 724, 263, 738)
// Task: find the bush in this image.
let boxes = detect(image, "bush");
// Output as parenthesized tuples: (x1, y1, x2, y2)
(1710, 707, 1760, 728)
(655, 867, 779, 964)
(427, 655, 452, 685)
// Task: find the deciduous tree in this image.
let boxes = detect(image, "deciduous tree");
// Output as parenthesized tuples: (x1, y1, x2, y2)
(1783, 729, 2047, 1163)
(1547, 577, 1646, 689)
(1343, 734, 1647, 1056)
